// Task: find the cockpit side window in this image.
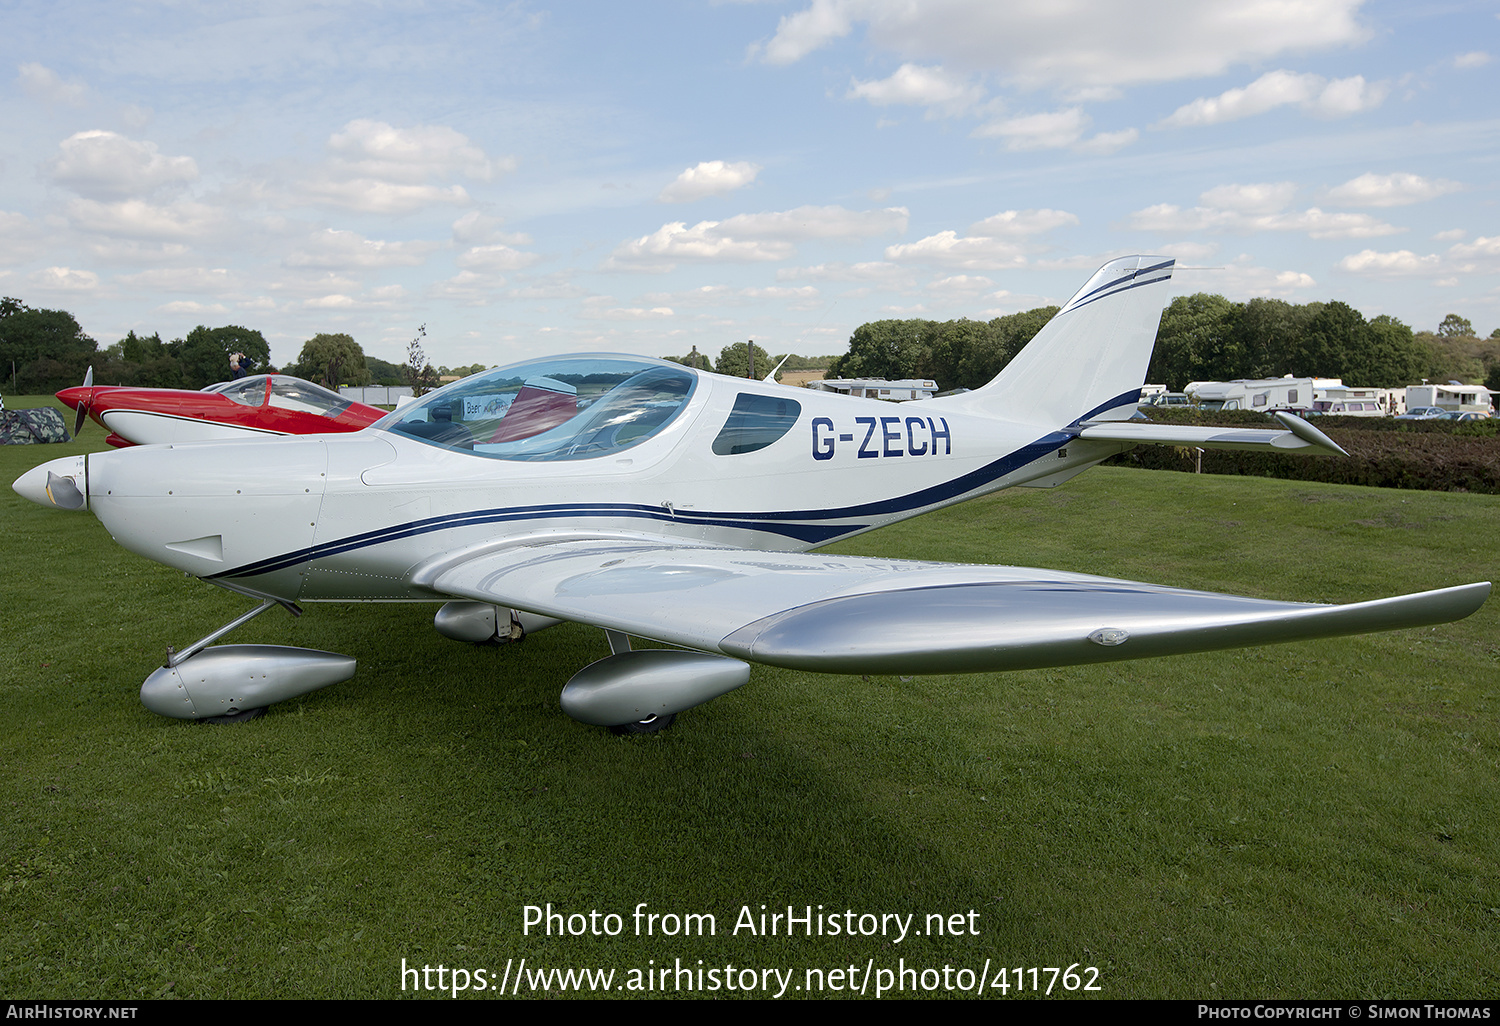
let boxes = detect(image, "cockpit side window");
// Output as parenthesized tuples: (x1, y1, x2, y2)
(217, 376, 269, 407)
(268, 377, 353, 418)
(712, 393, 802, 455)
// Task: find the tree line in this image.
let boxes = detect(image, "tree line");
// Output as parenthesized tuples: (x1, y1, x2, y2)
(0, 296, 425, 395)
(814, 296, 1500, 394)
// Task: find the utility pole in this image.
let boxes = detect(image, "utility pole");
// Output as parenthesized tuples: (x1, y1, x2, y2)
(747, 339, 754, 379)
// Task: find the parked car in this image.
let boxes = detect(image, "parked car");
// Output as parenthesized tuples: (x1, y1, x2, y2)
(1394, 407, 1450, 420)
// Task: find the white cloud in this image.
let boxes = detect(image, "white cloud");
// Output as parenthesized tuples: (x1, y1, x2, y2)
(160, 300, 229, 314)
(579, 302, 676, 321)
(327, 119, 509, 183)
(659, 161, 763, 203)
(1337, 237, 1500, 283)
(431, 271, 508, 305)
(927, 274, 995, 294)
(846, 63, 982, 116)
(28, 266, 100, 292)
(607, 205, 903, 270)
(1449, 236, 1500, 261)
(17, 63, 88, 105)
(451, 212, 531, 246)
(1126, 201, 1400, 239)
(1209, 258, 1318, 295)
(296, 179, 471, 214)
(608, 221, 792, 270)
(0, 211, 41, 263)
(716, 205, 907, 240)
(292, 120, 510, 214)
(850, 208, 1080, 271)
(1159, 70, 1386, 128)
(885, 231, 1027, 269)
(454, 243, 541, 273)
(118, 267, 235, 292)
(305, 294, 357, 309)
(1454, 51, 1490, 69)
(285, 229, 439, 269)
(973, 107, 1088, 149)
(49, 131, 199, 200)
(1199, 182, 1299, 214)
(66, 198, 225, 240)
(775, 261, 913, 286)
(1073, 127, 1138, 154)
(1338, 249, 1443, 275)
(1311, 75, 1387, 116)
(967, 209, 1079, 236)
(1324, 173, 1463, 208)
(758, 0, 1369, 88)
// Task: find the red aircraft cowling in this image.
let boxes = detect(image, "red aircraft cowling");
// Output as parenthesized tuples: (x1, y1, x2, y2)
(56, 375, 387, 448)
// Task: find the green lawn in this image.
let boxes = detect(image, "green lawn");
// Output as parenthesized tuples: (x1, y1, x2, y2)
(2, 400, 1496, 999)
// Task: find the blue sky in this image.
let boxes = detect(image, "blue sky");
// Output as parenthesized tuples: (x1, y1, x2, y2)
(2, 0, 1497, 373)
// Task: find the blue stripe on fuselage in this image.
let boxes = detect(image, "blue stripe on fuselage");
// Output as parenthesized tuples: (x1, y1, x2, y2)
(211, 429, 1075, 582)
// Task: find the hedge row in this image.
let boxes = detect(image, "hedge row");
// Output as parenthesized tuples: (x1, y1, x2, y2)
(1138, 407, 1500, 436)
(1107, 414, 1500, 493)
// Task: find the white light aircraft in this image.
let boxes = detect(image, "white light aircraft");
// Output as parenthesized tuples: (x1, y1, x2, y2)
(14, 257, 1489, 732)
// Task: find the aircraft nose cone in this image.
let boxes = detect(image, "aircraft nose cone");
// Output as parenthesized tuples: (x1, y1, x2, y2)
(13, 454, 88, 511)
(55, 386, 87, 411)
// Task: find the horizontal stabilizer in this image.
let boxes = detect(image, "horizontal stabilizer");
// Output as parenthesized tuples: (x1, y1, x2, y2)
(1078, 414, 1347, 456)
(423, 539, 1486, 676)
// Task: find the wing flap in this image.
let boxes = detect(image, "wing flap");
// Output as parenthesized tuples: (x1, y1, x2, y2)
(427, 540, 1487, 675)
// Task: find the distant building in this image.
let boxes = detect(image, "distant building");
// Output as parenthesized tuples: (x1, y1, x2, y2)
(1186, 376, 1408, 416)
(806, 377, 938, 401)
(1185, 376, 1336, 413)
(1405, 383, 1493, 414)
(341, 385, 414, 406)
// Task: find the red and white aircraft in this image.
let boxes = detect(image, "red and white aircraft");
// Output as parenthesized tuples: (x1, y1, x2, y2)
(57, 373, 385, 447)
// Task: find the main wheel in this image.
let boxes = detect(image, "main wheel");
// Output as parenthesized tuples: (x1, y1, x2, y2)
(198, 706, 268, 725)
(609, 712, 676, 736)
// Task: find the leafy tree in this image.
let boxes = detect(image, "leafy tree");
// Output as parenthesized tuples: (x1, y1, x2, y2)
(662, 347, 712, 371)
(828, 320, 933, 382)
(366, 356, 406, 386)
(921, 318, 987, 389)
(956, 307, 1057, 390)
(1438, 314, 1474, 338)
(0, 302, 98, 393)
(173, 325, 270, 389)
(404, 324, 437, 397)
(1227, 298, 1318, 379)
(290, 332, 371, 388)
(715, 340, 774, 379)
(1147, 294, 1238, 389)
(1357, 315, 1426, 388)
(1298, 301, 1367, 380)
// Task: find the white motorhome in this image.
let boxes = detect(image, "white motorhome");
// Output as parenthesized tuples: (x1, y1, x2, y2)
(1185, 376, 1334, 413)
(1405, 383, 1494, 415)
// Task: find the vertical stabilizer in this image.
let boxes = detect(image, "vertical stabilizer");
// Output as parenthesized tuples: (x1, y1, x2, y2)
(927, 256, 1174, 426)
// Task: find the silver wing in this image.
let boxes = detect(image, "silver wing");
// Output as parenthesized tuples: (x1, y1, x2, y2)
(417, 540, 1489, 675)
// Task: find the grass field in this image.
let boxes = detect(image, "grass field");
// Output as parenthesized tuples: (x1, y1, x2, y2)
(2, 398, 1496, 1000)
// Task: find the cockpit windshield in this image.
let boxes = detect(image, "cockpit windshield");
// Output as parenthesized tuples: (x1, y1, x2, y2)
(206, 375, 353, 418)
(373, 356, 698, 461)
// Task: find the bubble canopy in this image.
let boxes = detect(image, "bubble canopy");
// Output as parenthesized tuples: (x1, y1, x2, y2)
(373, 356, 699, 461)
